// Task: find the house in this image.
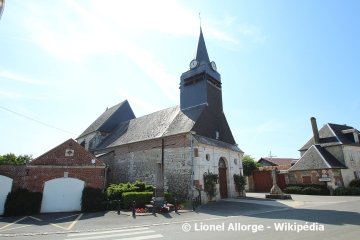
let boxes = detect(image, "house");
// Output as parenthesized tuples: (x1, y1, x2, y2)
(247, 157, 297, 192)
(288, 117, 360, 189)
(0, 139, 106, 214)
(76, 27, 244, 203)
(257, 157, 298, 167)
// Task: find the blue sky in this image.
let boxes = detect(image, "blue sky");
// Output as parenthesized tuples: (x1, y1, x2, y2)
(1, 0, 359, 160)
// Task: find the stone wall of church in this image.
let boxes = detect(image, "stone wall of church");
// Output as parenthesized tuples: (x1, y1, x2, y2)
(104, 134, 192, 201)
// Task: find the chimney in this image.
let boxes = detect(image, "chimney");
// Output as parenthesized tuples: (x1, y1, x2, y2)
(310, 117, 319, 144)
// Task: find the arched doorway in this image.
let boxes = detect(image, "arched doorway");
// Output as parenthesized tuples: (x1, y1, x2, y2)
(218, 158, 228, 198)
(41, 178, 84, 213)
(0, 175, 13, 215)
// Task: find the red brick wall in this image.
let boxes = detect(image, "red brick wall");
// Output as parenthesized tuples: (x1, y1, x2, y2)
(0, 165, 26, 190)
(0, 165, 105, 192)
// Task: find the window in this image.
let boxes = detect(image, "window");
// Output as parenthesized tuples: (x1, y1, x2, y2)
(355, 171, 360, 180)
(215, 131, 219, 139)
(348, 149, 354, 161)
(358, 151, 360, 160)
(234, 158, 237, 165)
(206, 154, 210, 161)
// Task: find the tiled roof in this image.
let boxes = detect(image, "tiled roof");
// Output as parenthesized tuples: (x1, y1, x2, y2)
(289, 145, 347, 171)
(258, 157, 298, 166)
(95, 104, 206, 150)
(193, 134, 243, 152)
(299, 123, 359, 151)
(31, 139, 104, 166)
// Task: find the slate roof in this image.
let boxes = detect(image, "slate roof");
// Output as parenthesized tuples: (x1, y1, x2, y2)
(195, 27, 210, 65)
(77, 100, 135, 139)
(289, 145, 347, 171)
(258, 157, 298, 166)
(31, 139, 104, 166)
(95, 104, 206, 150)
(299, 123, 359, 151)
(193, 134, 243, 153)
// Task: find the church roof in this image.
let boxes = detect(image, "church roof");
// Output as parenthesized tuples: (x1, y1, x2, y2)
(195, 27, 210, 65)
(77, 100, 135, 139)
(95, 104, 206, 150)
(289, 145, 347, 171)
(193, 134, 243, 152)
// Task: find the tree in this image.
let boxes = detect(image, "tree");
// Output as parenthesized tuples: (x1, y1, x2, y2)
(242, 155, 259, 176)
(0, 153, 33, 164)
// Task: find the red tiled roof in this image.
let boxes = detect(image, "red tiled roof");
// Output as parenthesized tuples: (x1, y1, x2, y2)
(258, 157, 298, 166)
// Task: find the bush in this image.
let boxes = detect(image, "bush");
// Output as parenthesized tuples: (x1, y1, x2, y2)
(81, 187, 106, 213)
(233, 174, 247, 195)
(349, 179, 360, 188)
(283, 186, 303, 194)
(123, 192, 153, 209)
(334, 187, 360, 196)
(283, 184, 329, 195)
(3, 188, 42, 216)
(165, 192, 174, 204)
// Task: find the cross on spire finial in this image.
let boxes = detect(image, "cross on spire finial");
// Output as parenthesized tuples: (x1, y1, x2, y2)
(199, 12, 201, 26)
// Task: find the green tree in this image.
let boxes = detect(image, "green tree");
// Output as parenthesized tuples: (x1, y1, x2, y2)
(242, 155, 259, 176)
(0, 153, 33, 164)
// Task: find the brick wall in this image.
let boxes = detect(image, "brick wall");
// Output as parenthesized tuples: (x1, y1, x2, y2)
(0, 165, 27, 190)
(0, 165, 105, 192)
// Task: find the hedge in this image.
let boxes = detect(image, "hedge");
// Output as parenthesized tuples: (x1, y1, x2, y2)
(349, 179, 360, 188)
(3, 188, 42, 216)
(283, 184, 329, 195)
(122, 192, 174, 209)
(333, 187, 360, 196)
(81, 187, 106, 213)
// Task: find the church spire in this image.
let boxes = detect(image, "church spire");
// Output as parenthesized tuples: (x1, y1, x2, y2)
(194, 27, 210, 64)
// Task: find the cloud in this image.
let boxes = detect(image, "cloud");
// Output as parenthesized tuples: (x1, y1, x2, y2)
(116, 88, 161, 114)
(0, 70, 56, 86)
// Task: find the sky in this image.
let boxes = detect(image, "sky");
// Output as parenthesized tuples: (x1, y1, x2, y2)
(1, 0, 359, 160)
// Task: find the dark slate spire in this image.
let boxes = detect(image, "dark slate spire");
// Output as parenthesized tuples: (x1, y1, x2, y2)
(195, 27, 210, 64)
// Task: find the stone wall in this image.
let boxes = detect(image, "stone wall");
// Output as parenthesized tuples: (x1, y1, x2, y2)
(97, 133, 244, 203)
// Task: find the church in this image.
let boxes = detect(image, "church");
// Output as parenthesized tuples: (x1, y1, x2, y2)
(76, 28, 244, 203)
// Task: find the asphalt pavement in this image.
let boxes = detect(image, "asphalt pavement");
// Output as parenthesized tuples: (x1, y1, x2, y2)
(1, 192, 359, 238)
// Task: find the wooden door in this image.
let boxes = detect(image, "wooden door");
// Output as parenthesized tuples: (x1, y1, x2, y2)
(253, 171, 272, 192)
(219, 168, 228, 198)
(276, 174, 286, 190)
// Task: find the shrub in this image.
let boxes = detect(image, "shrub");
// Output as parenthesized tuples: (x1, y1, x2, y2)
(165, 192, 174, 204)
(81, 187, 106, 213)
(334, 187, 350, 195)
(283, 184, 329, 195)
(3, 188, 42, 216)
(123, 192, 153, 209)
(203, 171, 218, 201)
(283, 186, 303, 194)
(233, 174, 247, 195)
(349, 179, 360, 188)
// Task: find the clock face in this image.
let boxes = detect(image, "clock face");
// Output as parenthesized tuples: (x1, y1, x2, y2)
(190, 59, 198, 69)
(210, 61, 217, 71)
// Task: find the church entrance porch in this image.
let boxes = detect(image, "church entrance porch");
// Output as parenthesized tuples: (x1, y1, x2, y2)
(218, 158, 228, 198)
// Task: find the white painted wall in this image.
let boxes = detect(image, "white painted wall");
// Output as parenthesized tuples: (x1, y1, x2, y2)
(341, 145, 360, 186)
(41, 178, 84, 213)
(0, 175, 13, 215)
(194, 142, 244, 203)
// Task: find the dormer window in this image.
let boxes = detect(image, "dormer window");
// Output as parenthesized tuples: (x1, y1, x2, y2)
(216, 131, 219, 139)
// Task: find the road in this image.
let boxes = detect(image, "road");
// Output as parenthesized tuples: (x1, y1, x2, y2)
(1, 193, 360, 240)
